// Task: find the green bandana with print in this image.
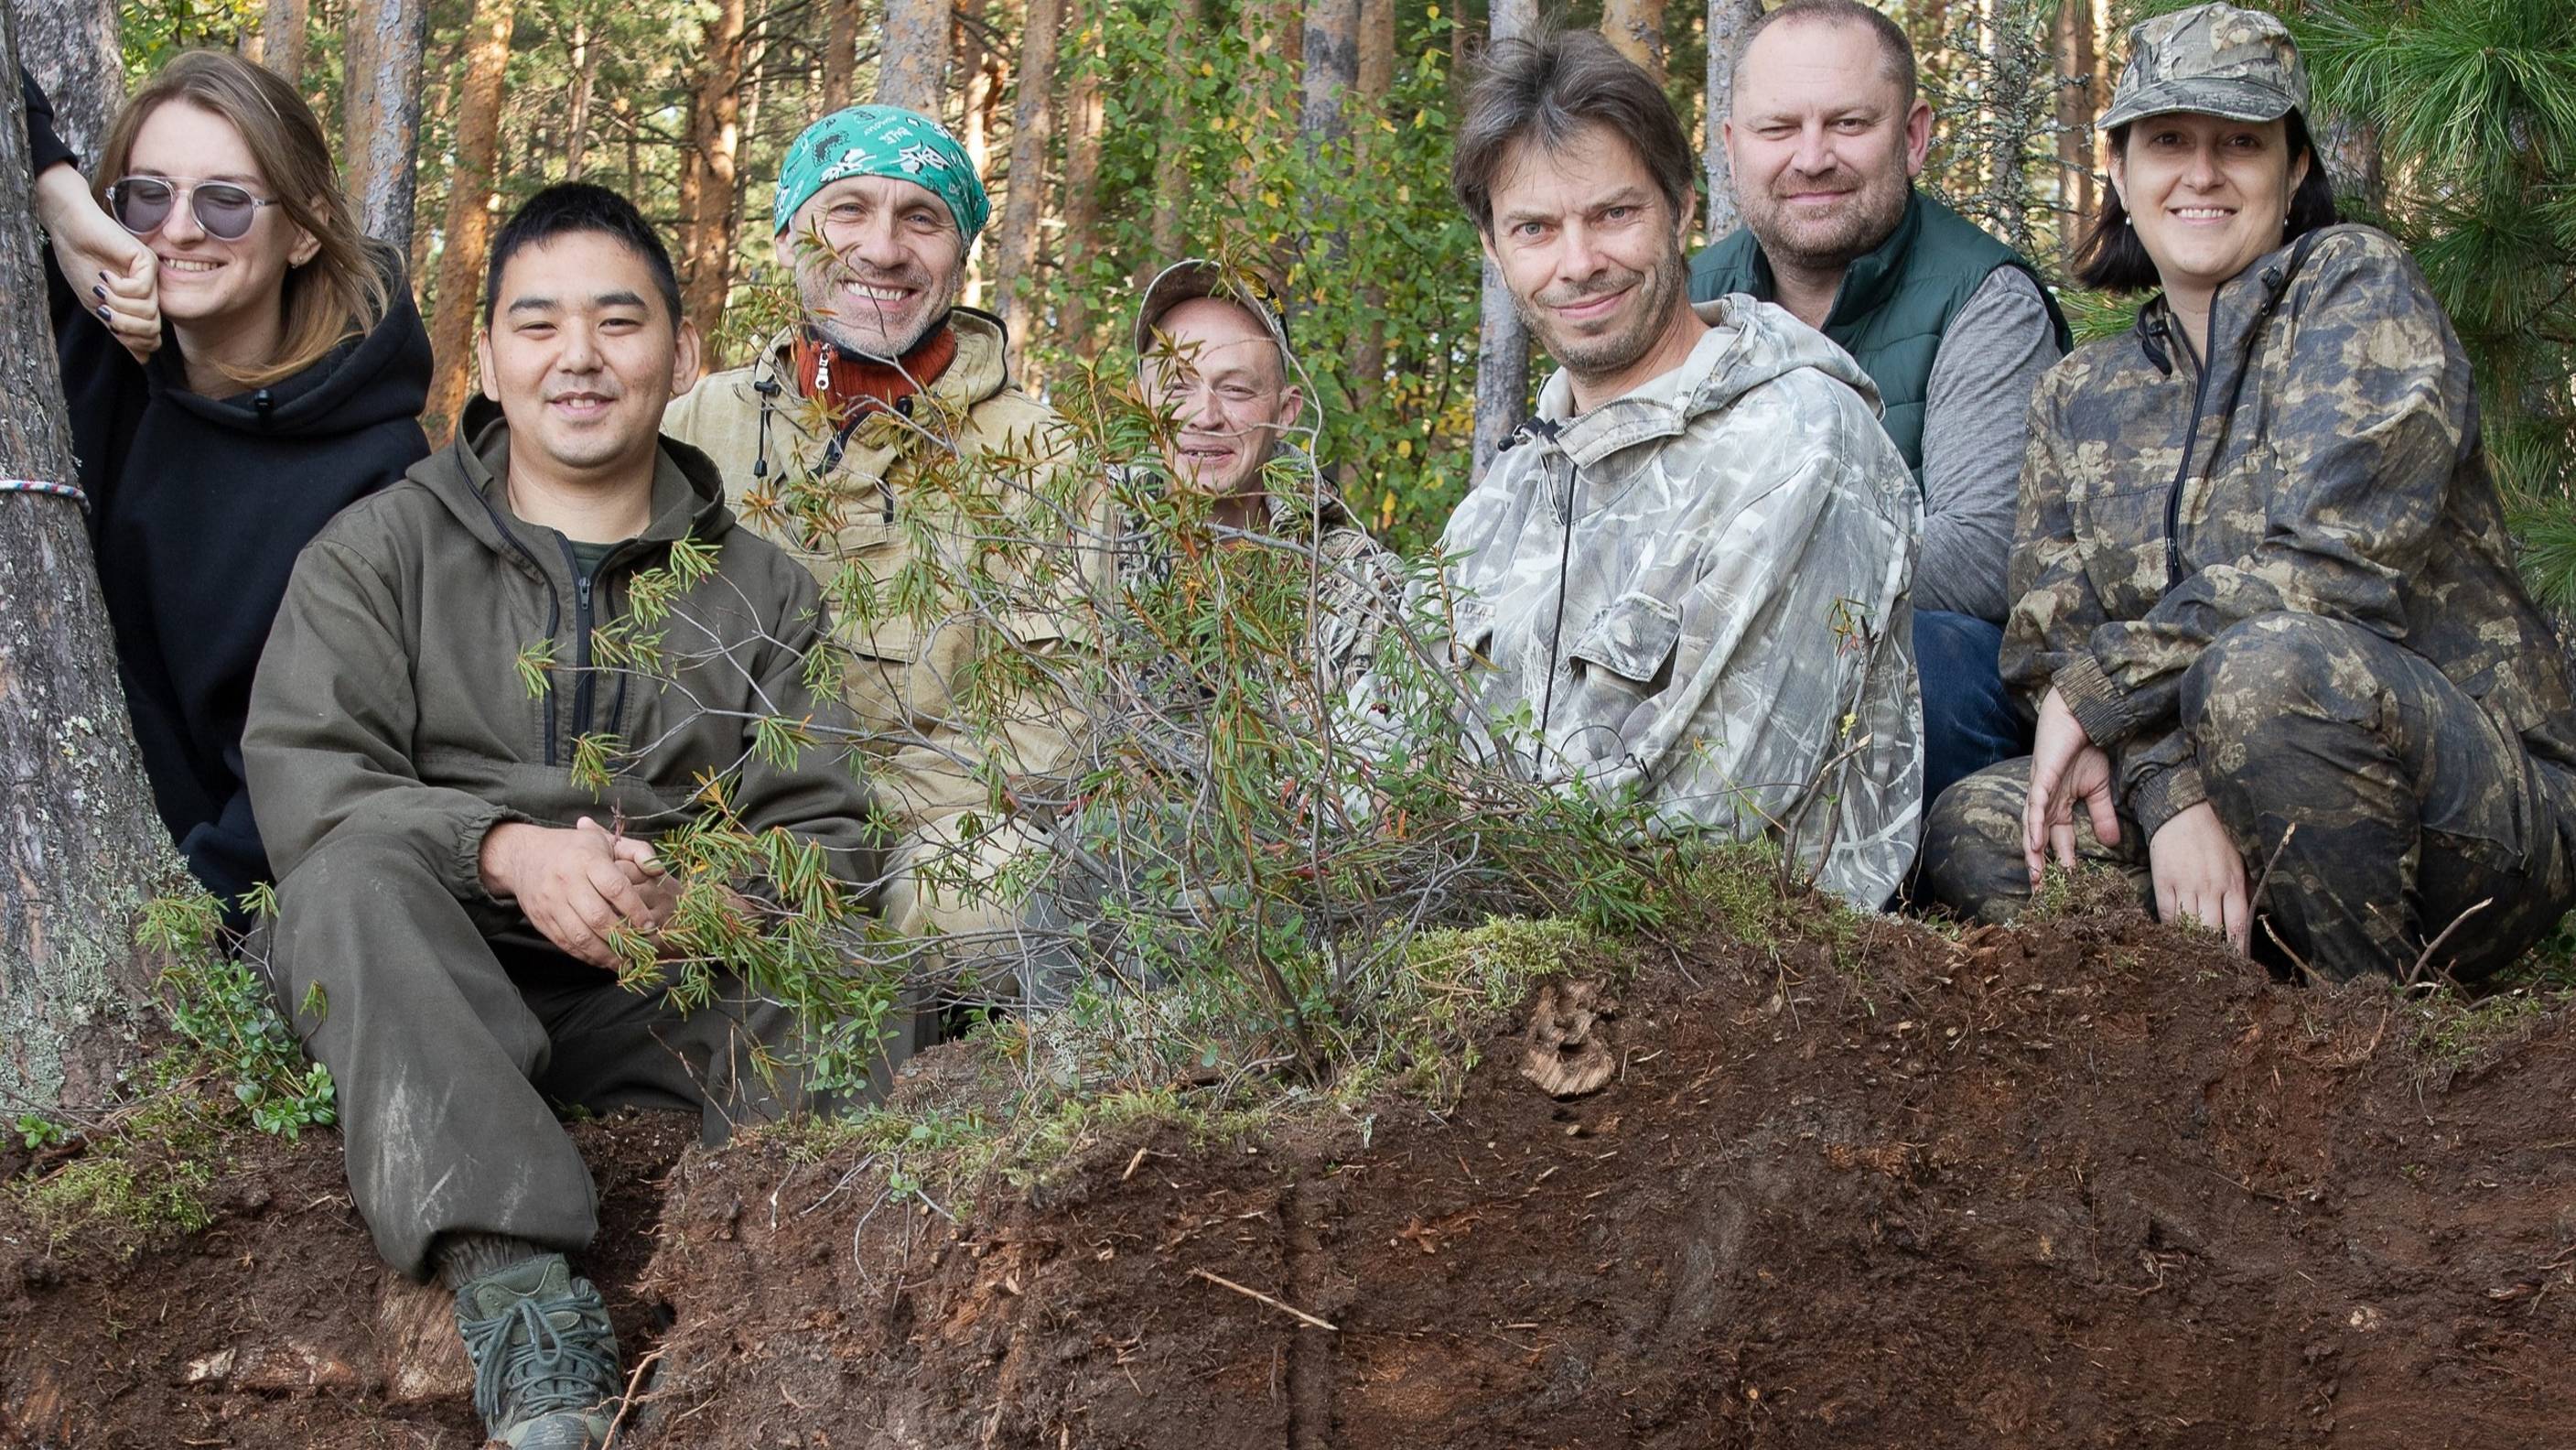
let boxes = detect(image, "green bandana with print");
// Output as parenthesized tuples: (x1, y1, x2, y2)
(771, 106, 991, 248)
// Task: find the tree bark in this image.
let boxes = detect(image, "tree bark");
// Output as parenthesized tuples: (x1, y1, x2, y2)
(1471, 0, 1537, 482)
(0, 13, 181, 1109)
(258, 0, 310, 87)
(1344, 0, 1395, 392)
(10, 0, 123, 166)
(2053, 0, 2096, 265)
(1702, 0, 1762, 237)
(994, 0, 1060, 380)
(878, 0, 951, 114)
(822, 0, 861, 109)
(677, 0, 749, 352)
(958, 0, 1000, 178)
(1060, 0, 1105, 349)
(565, 17, 598, 177)
(424, 0, 518, 439)
(1300, 0, 1361, 151)
(1601, 0, 1667, 87)
(343, 0, 432, 251)
(956, 0, 1006, 308)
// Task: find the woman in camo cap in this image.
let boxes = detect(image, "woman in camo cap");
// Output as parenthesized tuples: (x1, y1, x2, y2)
(1922, 3, 2576, 983)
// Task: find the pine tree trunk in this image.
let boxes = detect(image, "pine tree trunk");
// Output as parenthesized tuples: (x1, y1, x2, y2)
(1702, 0, 1762, 237)
(822, 0, 861, 109)
(2318, 115, 2383, 213)
(1978, 0, 2044, 257)
(424, 0, 517, 439)
(2053, 0, 2096, 265)
(1300, 0, 1360, 149)
(259, 0, 309, 87)
(994, 0, 1060, 380)
(878, 0, 952, 114)
(1344, 0, 1394, 393)
(1471, 0, 1536, 482)
(956, 0, 1006, 308)
(958, 0, 998, 178)
(678, 0, 749, 353)
(0, 16, 181, 1109)
(565, 17, 598, 177)
(11, 0, 123, 166)
(344, 0, 431, 250)
(1601, 0, 1666, 87)
(1060, 0, 1105, 350)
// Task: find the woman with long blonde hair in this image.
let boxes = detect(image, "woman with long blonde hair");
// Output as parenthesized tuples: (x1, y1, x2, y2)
(22, 52, 430, 923)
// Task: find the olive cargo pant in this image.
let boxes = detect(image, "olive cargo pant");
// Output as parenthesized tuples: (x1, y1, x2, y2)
(1920, 612, 2576, 982)
(264, 830, 814, 1280)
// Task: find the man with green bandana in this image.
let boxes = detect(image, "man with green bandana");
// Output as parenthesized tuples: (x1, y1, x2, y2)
(664, 105, 1102, 1030)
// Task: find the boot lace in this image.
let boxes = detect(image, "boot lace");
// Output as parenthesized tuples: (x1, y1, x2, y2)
(460, 1290, 620, 1428)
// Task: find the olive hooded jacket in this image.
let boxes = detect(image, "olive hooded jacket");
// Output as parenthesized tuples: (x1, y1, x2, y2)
(244, 405, 881, 911)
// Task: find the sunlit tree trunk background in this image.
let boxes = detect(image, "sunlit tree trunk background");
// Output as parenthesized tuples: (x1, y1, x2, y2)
(423, 0, 516, 434)
(0, 5, 182, 1110)
(342, 0, 429, 245)
(10, 0, 123, 162)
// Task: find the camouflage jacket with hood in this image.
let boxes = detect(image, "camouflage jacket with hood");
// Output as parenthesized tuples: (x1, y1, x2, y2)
(2007, 224, 2576, 838)
(1440, 296, 1926, 908)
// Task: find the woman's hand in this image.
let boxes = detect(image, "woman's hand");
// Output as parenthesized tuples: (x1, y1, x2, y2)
(2021, 687, 2121, 882)
(2149, 802, 2249, 953)
(32, 164, 159, 362)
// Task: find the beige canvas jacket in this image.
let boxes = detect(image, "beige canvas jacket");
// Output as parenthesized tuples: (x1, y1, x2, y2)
(663, 308, 1106, 950)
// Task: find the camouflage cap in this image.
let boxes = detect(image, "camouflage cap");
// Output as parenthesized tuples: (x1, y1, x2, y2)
(1132, 258, 1295, 368)
(2098, 3, 2308, 132)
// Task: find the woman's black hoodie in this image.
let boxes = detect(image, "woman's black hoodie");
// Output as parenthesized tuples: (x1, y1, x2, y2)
(22, 70, 433, 910)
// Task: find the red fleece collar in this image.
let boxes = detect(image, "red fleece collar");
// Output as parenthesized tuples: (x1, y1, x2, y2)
(790, 324, 960, 427)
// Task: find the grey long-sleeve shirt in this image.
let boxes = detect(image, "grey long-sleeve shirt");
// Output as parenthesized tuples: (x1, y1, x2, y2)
(1917, 266, 2064, 622)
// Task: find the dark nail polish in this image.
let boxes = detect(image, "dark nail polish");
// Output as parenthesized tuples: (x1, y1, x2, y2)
(96, 304, 111, 322)
(92, 284, 105, 299)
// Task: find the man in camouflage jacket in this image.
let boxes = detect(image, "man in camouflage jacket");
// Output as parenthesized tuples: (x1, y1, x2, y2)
(1429, 31, 1926, 908)
(1923, 222, 2576, 979)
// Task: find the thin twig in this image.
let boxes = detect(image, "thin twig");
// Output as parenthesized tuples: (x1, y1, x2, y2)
(1189, 1267, 1339, 1331)
(2249, 821, 2298, 912)
(2407, 898, 2494, 988)
(2263, 917, 2330, 990)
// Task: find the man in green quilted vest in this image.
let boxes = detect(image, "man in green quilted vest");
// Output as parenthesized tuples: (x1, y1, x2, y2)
(1693, 0, 2072, 809)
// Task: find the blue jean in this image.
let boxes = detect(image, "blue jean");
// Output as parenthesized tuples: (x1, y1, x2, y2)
(1916, 609, 2027, 810)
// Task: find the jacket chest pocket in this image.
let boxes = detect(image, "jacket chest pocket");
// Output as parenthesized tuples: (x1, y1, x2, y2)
(2069, 471, 2173, 616)
(1557, 592, 1682, 753)
(2183, 437, 2280, 568)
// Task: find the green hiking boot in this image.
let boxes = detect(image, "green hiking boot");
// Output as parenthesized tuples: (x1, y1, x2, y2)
(453, 1253, 622, 1450)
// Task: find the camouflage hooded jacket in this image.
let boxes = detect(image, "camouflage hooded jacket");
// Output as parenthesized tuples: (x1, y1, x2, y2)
(2006, 224, 2576, 838)
(1439, 296, 1926, 908)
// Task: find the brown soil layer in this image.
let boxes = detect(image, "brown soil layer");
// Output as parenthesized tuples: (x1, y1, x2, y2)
(0, 1111, 693, 1448)
(7, 897, 2575, 1447)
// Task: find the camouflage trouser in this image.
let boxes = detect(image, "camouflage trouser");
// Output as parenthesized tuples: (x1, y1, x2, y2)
(1920, 611, 2576, 982)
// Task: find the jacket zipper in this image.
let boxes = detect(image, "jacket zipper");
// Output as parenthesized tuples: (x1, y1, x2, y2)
(556, 536, 602, 752)
(2158, 242, 2313, 590)
(2161, 309, 2215, 590)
